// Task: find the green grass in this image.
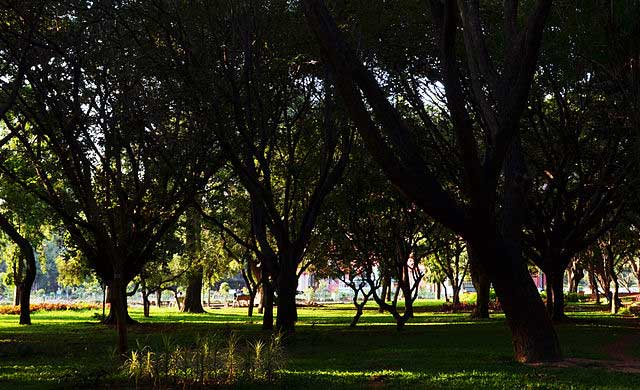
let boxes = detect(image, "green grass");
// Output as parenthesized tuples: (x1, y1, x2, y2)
(0, 301, 639, 389)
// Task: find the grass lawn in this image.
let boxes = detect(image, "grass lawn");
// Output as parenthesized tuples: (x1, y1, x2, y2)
(0, 300, 639, 389)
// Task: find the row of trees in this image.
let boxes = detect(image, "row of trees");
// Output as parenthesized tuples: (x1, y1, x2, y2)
(0, 0, 638, 363)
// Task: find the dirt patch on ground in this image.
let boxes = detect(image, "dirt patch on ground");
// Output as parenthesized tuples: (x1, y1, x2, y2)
(530, 322, 640, 373)
(530, 357, 640, 373)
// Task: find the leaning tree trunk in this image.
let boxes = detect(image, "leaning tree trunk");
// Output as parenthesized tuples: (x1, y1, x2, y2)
(378, 279, 388, 313)
(442, 282, 449, 302)
(349, 291, 370, 327)
(182, 266, 205, 313)
(479, 242, 562, 362)
(13, 285, 20, 306)
(275, 261, 299, 334)
(248, 290, 256, 317)
(350, 305, 364, 327)
(0, 214, 37, 325)
(588, 271, 600, 304)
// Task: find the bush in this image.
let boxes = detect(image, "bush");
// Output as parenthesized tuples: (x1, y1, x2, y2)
(564, 292, 590, 303)
(0, 302, 101, 314)
(122, 332, 286, 387)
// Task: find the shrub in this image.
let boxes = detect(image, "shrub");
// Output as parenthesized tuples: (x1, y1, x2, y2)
(122, 332, 286, 387)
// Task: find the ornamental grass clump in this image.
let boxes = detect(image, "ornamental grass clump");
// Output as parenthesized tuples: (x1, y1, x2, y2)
(122, 332, 286, 387)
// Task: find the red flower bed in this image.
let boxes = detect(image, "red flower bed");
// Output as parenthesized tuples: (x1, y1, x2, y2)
(438, 300, 502, 313)
(0, 302, 101, 314)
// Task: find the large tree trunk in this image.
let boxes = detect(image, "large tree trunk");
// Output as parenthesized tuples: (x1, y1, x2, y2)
(550, 270, 567, 321)
(479, 243, 561, 362)
(588, 271, 600, 304)
(469, 249, 490, 318)
(262, 280, 274, 330)
(111, 272, 128, 354)
(183, 208, 204, 313)
(103, 281, 137, 325)
(275, 264, 298, 333)
(248, 290, 256, 317)
(142, 291, 150, 317)
(258, 285, 265, 314)
(17, 246, 36, 325)
(611, 274, 620, 314)
(544, 273, 553, 314)
(182, 266, 205, 313)
(452, 284, 461, 306)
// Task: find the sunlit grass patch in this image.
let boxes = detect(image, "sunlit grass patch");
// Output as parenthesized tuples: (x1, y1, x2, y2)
(0, 302, 638, 389)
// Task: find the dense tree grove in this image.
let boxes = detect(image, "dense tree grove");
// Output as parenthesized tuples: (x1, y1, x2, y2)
(1, 0, 639, 365)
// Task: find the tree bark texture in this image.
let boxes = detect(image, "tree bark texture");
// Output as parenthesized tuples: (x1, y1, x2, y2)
(275, 262, 299, 333)
(182, 266, 205, 313)
(262, 279, 274, 330)
(469, 247, 490, 319)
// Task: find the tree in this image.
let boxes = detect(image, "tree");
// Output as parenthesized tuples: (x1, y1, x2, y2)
(154, 1, 352, 333)
(519, 1, 639, 321)
(320, 145, 431, 330)
(303, 0, 561, 361)
(181, 209, 205, 314)
(0, 1, 218, 352)
(586, 225, 636, 314)
(428, 231, 468, 306)
(0, 174, 52, 324)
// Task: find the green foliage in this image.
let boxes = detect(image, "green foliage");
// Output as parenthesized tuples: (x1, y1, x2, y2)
(218, 282, 230, 295)
(55, 241, 94, 289)
(564, 293, 590, 303)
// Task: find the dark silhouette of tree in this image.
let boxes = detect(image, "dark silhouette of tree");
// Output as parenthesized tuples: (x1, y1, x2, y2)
(303, 0, 561, 361)
(0, 2, 218, 352)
